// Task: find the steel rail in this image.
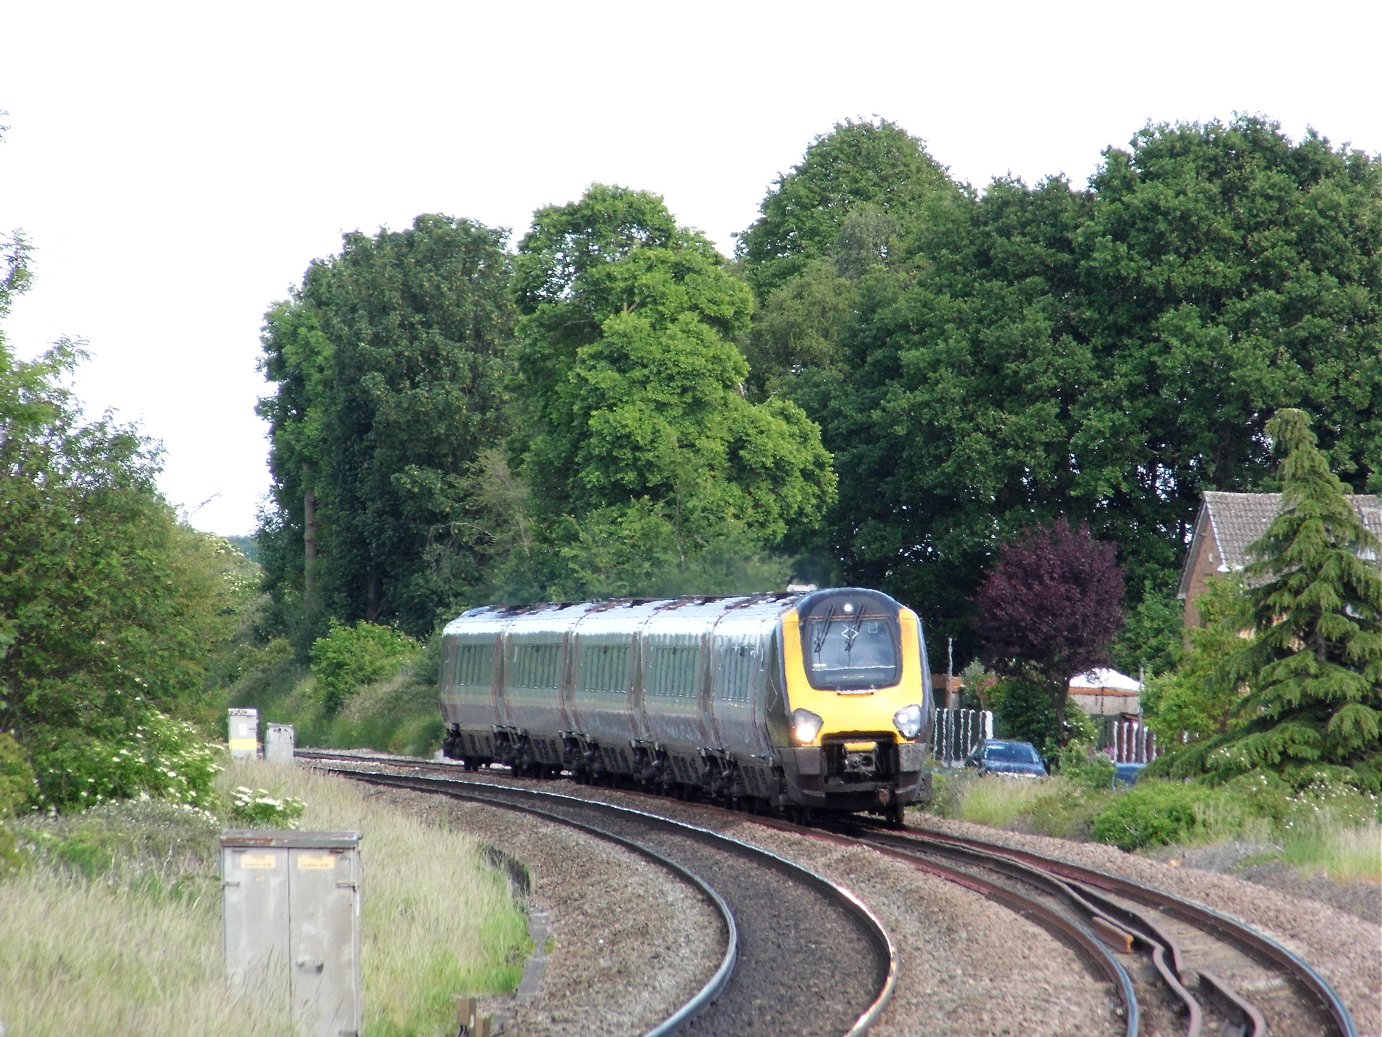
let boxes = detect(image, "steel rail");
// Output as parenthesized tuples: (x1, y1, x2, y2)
(323, 765, 736, 1036)
(314, 759, 899, 1036)
(913, 826, 1357, 1037)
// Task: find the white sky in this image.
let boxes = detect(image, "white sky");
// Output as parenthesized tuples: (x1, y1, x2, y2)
(2, 1, 1378, 536)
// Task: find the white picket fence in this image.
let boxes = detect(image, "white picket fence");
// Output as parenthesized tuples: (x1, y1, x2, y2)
(931, 707, 992, 764)
(930, 708, 1157, 764)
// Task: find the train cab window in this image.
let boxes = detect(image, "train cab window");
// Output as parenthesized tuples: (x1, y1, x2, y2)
(799, 597, 901, 690)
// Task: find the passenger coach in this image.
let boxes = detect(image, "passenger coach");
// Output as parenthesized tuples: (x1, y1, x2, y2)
(439, 587, 933, 824)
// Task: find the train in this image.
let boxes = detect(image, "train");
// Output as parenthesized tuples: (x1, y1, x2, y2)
(438, 586, 933, 826)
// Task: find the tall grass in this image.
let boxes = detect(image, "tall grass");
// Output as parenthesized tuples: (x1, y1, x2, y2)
(936, 767, 1382, 885)
(941, 772, 1072, 828)
(1278, 817, 1382, 883)
(0, 758, 529, 1037)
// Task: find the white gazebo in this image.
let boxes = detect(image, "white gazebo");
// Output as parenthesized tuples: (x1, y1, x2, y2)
(1067, 667, 1142, 717)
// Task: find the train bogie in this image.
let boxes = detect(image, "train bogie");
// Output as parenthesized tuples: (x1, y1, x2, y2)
(438, 588, 934, 820)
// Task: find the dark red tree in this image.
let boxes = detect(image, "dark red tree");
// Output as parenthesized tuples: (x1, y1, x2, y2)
(975, 518, 1126, 742)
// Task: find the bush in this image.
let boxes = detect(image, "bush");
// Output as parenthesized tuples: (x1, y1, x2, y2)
(226, 785, 306, 828)
(0, 732, 35, 816)
(310, 621, 421, 715)
(29, 704, 222, 812)
(1054, 741, 1116, 791)
(1091, 780, 1212, 851)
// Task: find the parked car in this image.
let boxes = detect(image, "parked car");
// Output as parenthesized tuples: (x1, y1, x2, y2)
(963, 739, 1048, 778)
(1113, 761, 1147, 787)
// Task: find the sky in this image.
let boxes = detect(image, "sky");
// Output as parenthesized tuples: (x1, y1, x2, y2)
(2, 1, 1379, 536)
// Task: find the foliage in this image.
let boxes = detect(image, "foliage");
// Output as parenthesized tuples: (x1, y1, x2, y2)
(1091, 779, 1221, 851)
(937, 772, 1102, 839)
(309, 620, 421, 715)
(1078, 117, 1382, 505)
(226, 784, 306, 828)
(1143, 575, 1251, 746)
(257, 215, 518, 643)
(2, 341, 250, 810)
(28, 705, 222, 812)
(511, 185, 836, 597)
(736, 117, 956, 296)
(1109, 580, 1184, 680)
(975, 518, 1126, 743)
(0, 732, 34, 816)
(0, 733, 31, 872)
(1054, 741, 1117, 791)
(734, 115, 1380, 663)
(12, 796, 222, 894)
(1163, 410, 1382, 791)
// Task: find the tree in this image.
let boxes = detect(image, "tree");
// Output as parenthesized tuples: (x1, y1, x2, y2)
(810, 174, 1095, 649)
(974, 518, 1126, 743)
(1167, 409, 1382, 790)
(1143, 576, 1250, 746)
(257, 215, 517, 640)
(736, 118, 956, 296)
(255, 299, 331, 645)
(512, 186, 837, 596)
(1073, 116, 1382, 573)
(1, 341, 246, 807)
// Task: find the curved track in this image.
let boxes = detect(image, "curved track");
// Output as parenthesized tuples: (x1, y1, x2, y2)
(300, 750, 1362, 1036)
(308, 754, 898, 1036)
(847, 824, 1359, 1037)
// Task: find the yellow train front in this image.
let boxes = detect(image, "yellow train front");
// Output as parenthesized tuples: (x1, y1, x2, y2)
(438, 587, 933, 826)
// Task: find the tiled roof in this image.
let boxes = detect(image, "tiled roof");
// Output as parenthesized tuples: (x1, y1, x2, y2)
(1203, 490, 1382, 571)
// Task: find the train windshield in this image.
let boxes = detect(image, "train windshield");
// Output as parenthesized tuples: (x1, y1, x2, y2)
(799, 596, 901, 691)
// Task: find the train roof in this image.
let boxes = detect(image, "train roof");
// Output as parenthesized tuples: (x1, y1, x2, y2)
(442, 588, 909, 639)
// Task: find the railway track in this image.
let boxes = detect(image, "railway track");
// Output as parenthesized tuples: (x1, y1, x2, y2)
(297, 750, 1368, 1036)
(304, 751, 898, 1036)
(842, 823, 1359, 1037)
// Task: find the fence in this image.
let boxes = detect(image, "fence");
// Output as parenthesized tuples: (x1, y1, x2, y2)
(931, 707, 992, 765)
(1101, 718, 1158, 763)
(930, 708, 1157, 765)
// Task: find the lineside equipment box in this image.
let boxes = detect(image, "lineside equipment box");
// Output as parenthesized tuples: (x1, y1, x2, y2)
(228, 708, 259, 759)
(221, 830, 363, 1037)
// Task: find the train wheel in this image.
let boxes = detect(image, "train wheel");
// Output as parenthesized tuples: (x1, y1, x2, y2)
(887, 801, 906, 829)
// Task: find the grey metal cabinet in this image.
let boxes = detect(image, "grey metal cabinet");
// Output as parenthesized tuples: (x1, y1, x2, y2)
(221, 831, 363, 1037)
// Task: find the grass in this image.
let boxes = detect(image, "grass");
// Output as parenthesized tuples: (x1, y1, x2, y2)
(934, 767, 1382, 885)
(1276, 817, 1382, 883)
(0, 757, 530, 1037)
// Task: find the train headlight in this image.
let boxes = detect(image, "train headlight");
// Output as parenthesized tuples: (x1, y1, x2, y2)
(893, 703, 924, 740)
(791, 708, 824, 745)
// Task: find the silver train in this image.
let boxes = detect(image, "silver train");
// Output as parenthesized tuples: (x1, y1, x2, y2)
(438, 587, 934, 824)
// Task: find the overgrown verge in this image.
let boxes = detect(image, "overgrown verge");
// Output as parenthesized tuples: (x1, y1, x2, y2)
(219, 622, 444, 758)
(0, 758, 529, 1037)
(929, 765, 1381, 884)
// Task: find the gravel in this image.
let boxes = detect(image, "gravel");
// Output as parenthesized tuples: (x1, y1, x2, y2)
(381, 782, 1381, 1037)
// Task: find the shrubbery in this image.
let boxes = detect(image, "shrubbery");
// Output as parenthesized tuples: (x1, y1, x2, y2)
(1091, 780, 1210, 850)
(310, 621, 421, 714)
(28, 703, 221, 812)
(1053, 741, 1116, 791)
(227, 784, 306, 828)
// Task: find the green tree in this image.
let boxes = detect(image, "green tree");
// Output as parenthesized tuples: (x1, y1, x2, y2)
(814, 174, 1094, 648)
(512, 185, 837, 596)
(1, 341, 245, 807)
(1168, 409, 1382, 790)
(1073, 116, 1382, 576)
(736, 118, 956, 297)
(258, 215, 517, 640)
(1144, 576, 1251, 747)
(256, 298, 332, 645)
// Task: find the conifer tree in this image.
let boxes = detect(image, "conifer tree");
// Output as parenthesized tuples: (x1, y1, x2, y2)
(1180, 409, 1382, 790)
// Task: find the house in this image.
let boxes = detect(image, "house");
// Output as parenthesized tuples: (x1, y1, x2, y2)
(1177, 491, 1382, 630)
